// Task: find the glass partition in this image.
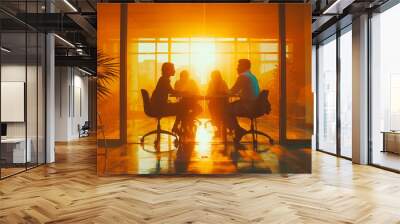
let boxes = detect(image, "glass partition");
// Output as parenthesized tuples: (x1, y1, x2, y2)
(285, 5, 313, 141)
(0, 2, 46, 179)
(371, 4, 400, 171)
(97, 4, 121, 142)
(317, 36, 337, 154)
(1, 31, 28, 177)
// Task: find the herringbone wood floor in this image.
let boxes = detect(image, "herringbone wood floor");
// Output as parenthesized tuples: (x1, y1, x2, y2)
(1, 138, 400, 224)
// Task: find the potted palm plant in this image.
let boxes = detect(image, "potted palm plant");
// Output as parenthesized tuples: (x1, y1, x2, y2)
(96, 50, 119, 100)
(95, 50, 119, 149)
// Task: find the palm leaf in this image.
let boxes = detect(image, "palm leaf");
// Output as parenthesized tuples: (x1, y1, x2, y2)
(96, 50, 119, 101)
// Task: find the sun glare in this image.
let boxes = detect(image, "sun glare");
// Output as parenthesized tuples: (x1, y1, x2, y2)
(137, 37, 219, 86)
(190, 38, 216, 85)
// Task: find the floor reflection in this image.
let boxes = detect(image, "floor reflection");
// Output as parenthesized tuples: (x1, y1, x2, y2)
(126, 116, 312, 146)
(99, 119, 311, 175)
(98, 119, 311, 175)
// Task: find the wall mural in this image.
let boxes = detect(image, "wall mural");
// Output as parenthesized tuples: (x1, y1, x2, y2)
(97, 3, 312, 175)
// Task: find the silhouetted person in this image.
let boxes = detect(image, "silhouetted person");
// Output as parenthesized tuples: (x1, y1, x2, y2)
(174, 70, 202, 137)
(228, 59, 260, 143)
(175, 70, 199, 95)
(151, 62, 181, 131)
(207, 70, 229, 136)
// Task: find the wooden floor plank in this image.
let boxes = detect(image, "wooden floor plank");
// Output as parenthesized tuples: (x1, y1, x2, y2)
(0, 137, 399, 223)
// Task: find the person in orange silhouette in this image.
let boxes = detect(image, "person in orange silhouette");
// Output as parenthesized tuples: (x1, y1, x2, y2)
(150, 62, 182, 132)
(207, 70, 229, 136)
(174, 70, 202, 137)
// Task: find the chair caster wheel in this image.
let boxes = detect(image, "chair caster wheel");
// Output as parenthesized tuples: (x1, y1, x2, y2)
(269, 139, 274, 145)
(154, 140, 159, 147)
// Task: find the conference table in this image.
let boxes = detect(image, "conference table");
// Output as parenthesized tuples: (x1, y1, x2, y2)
(170, 93, 238, 100)
(169, 93, 239, 143)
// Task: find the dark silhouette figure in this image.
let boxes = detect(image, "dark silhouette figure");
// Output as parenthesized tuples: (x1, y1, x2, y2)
(207, 70, 229, 136)
(227, 59, 260, 143)
(150, 62, 182, 132)
(175, 70, 199, 95)
(173, 70, 202, 139)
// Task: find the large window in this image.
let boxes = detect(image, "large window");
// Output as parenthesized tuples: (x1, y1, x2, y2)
(126, 37, 281, 143)
(317, 36, 337, 154)
(371, 3, 400, 171)
(316, 26, 353, 159)
(340, 29, 352, 158)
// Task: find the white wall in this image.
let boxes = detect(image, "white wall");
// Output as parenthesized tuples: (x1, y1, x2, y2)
(55, 66, 70, 141)
(72, 73, 89, 138)
(0, 65, 40, 138)
(55, 67, 89, 141)
(1, 65, 26, 139)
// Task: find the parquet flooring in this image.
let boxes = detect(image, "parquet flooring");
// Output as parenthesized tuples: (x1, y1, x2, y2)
(1, 137, 400, 223)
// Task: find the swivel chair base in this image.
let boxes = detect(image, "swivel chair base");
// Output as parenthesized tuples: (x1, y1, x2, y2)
(240, 118, 274, 152)
(140, 119, 179, 152)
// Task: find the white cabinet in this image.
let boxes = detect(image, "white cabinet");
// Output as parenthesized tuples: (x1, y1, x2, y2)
(1, 138, 32, 163)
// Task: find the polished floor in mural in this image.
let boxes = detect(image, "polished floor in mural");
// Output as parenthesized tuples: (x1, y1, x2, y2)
(98, 119, 311, 175)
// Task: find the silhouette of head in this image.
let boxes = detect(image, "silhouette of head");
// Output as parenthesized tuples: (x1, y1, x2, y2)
(211, 70, 222, 81)
(180, 70, 189, 81)
(237, 59, 251, 74)
(161, 62, 175, 77)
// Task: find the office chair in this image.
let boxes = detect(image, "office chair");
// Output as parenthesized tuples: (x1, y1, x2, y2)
(78, 121, 90, 138)
(140, 89, 179, 152)
(238, 90, 274, 149)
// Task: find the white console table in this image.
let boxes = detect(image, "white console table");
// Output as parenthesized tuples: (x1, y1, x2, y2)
(1, 138, 32, 163)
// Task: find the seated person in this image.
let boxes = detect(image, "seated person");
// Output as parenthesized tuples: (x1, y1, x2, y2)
(227, 59, 260, 143)
(150, 62, 182, 132)
(173, 70, 202, 136)
(174, 70, 199, 95)
(206, 70, 229, 136)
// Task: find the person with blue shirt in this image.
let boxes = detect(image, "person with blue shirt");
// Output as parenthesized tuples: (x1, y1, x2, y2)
(227, 59, 260, 143)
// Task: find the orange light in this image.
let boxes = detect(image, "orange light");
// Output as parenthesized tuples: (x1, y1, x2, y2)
(190, 38, 216, 85)
(195, 118, 214, 158)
